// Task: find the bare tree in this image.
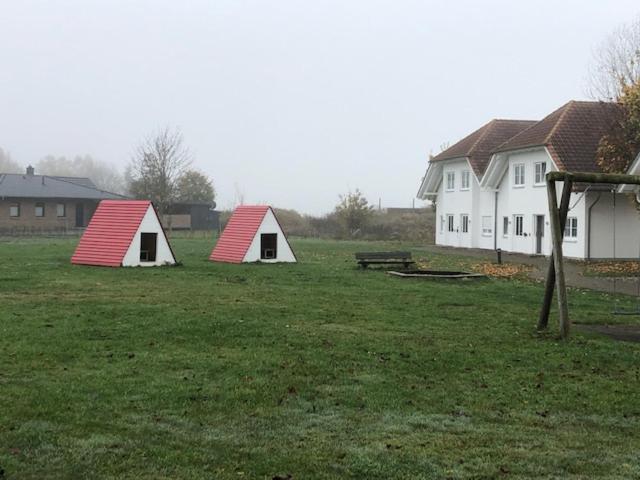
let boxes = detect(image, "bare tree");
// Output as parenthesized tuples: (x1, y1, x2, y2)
(587, 16, 640, 100)
(36, 154, 126, 194)
(0, 148, 21, 173)
(128, 126, 192, 215)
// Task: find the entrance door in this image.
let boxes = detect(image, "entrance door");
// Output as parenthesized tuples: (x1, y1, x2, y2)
(535, 215, 545, 254)
(140, 233, 158, 262)
(75, 203, 85, 227)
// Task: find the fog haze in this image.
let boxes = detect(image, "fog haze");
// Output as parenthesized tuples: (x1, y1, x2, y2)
(1, 0, 638, 213)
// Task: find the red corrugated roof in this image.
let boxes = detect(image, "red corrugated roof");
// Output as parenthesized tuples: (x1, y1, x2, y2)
(210, 205, 270, 263)
(71, 200, 152, 267)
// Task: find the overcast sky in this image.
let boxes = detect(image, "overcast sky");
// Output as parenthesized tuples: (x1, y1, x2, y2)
(1, 1, 638, 214)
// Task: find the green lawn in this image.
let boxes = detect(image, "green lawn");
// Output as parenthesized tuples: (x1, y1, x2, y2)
(1, 237, 640, 479)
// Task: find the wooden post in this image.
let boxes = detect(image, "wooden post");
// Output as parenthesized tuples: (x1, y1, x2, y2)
(547, 178, 571, 338)
(537, 178, 573, 330)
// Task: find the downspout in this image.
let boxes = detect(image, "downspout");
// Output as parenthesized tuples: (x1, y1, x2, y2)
(494, 190, 498, 250)
(586, 192, 602, 261)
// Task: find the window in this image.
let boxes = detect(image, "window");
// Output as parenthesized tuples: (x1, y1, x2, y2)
(9, 203, 20, 217)
(564, 217, 578, 238)
(439, 215, 444, 234)
(461, 171, 470, 190)
(446, 172, 455, 191)
(481, 216, 492, 236)
(514, 215, 524, 236)
(503, 216, 509, 236)
(461, 214, 469, 233)
(447, 214, 455, 232)
(57, 203, 66, 217)
(534, 162, 546, 184)
(140, 232, 158, 262)
(35, 203, 45, 217)
(260, 233, 278, 259)
(513, 164, 525, 186)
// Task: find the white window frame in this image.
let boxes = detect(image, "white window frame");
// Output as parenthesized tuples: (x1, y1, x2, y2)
(513, 163, 525, 187)
(445, 172, 455, 192)
(564, 217, 578, 240)
(35, 203, 45, 218)
(481, 216, 492, 236)
(461, 214, 469, 233)
(514, 215, 524, 237)
(461, 171, 470, 191)
(57, 203, 66, 217)
(447, 214, 455, 232)
(502, 216, 509, 237)
(9, 203, 20, 217)
(534, 162, 546, 185)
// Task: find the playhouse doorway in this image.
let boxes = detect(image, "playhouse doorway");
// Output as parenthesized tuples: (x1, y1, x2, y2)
(260, 233, 278, 259)
(140, 233, 158, 262)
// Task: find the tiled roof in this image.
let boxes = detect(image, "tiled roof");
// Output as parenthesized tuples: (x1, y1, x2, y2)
(0, 173, 124, 200)
(210, 205, 271, 263)
(494, 100, 623, 172)
(71, 200, 152, 267)
(430, 119, 537, 176)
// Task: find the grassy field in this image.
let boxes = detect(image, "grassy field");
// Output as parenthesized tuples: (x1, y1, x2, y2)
(1, 237, 640, 479)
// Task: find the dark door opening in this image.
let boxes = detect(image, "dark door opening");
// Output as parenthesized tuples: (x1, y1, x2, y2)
(75, 203, 85, 227)
(260, 233, 278, 259)
(140, 233, 158, 262)
(535, 215, 544, 254)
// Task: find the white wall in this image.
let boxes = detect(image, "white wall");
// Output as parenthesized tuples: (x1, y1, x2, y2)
(588, 192, 640, 259)
(122, 205, 176, 267)
(244, 209, 296, 263)
(434, 158, 476, 248)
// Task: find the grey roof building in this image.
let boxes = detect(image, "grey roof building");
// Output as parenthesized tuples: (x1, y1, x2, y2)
(0, 165, 126, 234)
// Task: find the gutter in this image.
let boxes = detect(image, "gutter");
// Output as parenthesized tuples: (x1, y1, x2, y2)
(586, 192, 602, 261)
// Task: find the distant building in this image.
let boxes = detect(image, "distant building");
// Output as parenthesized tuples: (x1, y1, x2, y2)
(163, 202, 220, 231)
(0, 165, 125, 234)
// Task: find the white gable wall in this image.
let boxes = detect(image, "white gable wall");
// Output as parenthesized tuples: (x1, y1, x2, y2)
(243, 209, 296, 263)
(435, 158, 475, 248)
(122, 205, 176, 267)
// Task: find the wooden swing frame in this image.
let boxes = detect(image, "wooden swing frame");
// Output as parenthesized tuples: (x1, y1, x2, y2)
(538, 171, 640, 339)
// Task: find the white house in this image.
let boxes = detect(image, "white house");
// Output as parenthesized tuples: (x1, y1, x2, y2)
(418, 100, 640, 260)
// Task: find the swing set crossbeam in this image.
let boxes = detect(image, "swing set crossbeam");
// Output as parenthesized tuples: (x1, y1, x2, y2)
(539, 171, 640, 339)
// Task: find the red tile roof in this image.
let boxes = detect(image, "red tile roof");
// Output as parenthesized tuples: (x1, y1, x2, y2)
(430, 119, 536, 176)
(494, 100, 623, 172)
(210, 205, 271, 263)
(71, 200, 152, 267)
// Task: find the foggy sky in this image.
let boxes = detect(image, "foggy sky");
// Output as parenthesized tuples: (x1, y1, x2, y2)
(1, 0, 638, 214)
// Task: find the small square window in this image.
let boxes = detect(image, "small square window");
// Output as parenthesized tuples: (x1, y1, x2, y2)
(9, 203, 20, 217)
(57, 203, 66, 217)
(35, 203, 45, 217)
(564, 217, 578, 238)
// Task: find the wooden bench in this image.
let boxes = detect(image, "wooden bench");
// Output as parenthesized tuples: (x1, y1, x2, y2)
(355, 251, 415, 269)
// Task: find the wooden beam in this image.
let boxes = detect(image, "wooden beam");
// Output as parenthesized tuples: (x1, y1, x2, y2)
(546, 171, 640, 185)
(538, 178, 573, 330)
(547, 179, 571, 338)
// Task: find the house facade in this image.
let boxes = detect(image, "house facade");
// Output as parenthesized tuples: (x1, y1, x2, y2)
(418, 101, 640, 260)
(0, 166, 125, 234)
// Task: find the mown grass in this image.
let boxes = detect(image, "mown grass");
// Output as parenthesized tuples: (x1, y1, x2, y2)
(1, 237, 640, 479)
